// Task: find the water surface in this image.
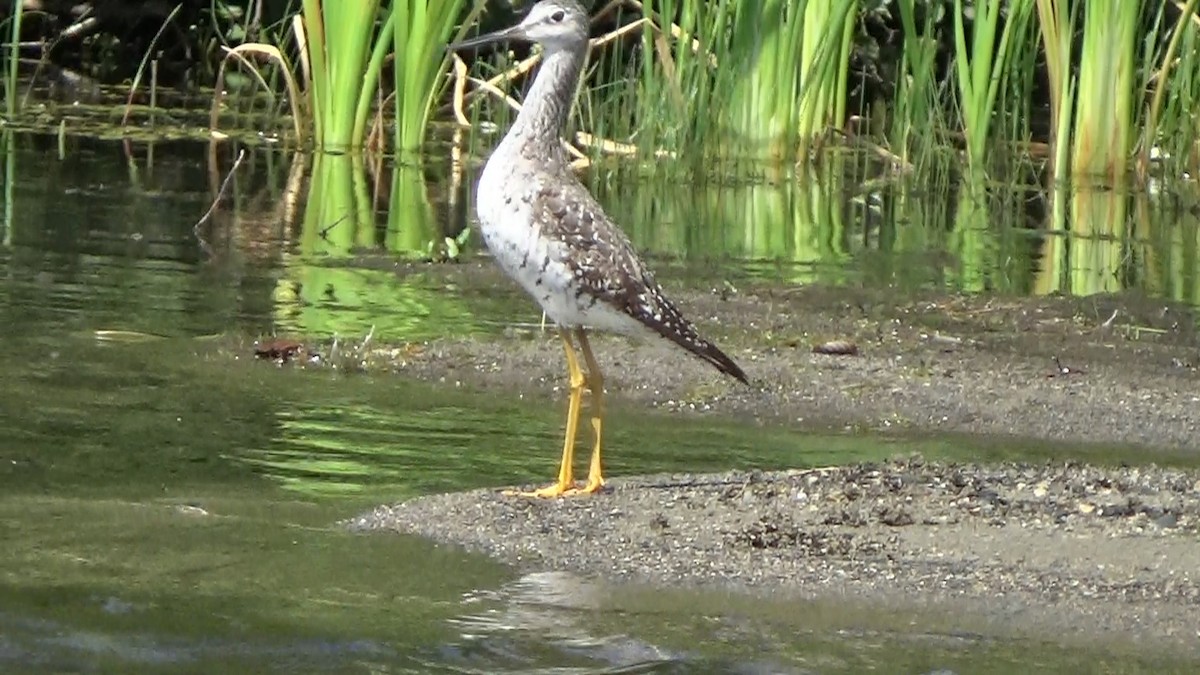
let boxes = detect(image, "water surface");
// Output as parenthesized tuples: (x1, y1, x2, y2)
(1, 133, 1197, 672)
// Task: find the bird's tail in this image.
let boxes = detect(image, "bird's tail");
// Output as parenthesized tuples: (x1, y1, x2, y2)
(683, 335, 749, 385)
(647, 300, 749, 384)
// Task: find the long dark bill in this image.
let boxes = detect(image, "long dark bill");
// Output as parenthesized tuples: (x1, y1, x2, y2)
(447, 24, 526, 51)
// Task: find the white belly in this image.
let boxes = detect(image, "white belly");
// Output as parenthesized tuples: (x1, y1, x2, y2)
(474, 165, 647, 336)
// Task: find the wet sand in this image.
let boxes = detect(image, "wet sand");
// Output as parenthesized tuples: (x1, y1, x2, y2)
(351, 458, 1200, 652)
(341, 262, 1200, 654)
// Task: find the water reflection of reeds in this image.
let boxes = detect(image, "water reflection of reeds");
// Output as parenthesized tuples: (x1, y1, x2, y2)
(576, 158, 1200, 305)
(8, 134, 1195, 351)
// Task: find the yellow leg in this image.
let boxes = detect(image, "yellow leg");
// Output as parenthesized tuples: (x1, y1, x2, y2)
(505, 328, 584, 498)
(567, 328, 606, 495)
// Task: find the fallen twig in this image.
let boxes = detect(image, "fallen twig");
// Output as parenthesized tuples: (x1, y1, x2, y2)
(193, 149, 246, 255)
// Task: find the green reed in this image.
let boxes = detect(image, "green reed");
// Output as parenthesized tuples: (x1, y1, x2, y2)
(439, 0, 1200, 189)
(951, 0, 1031, 169)
(723, 0, 805, 156)
(561, 0, 856, 166)
(1143, 0, 1200, 177)
(795, 0, 857, 145)
(1033, 0, 1074, 184)
(721, 0, 856, 158)
(390, 0, 473, 152)
(299, 0, 382, 150)
(995, 3, 1039, 162)
(585, 0, 731, 161)
(648, 0, 726, 152)
(1070, 1, 1141, 182)
(4, 0, 22, 120)
(214, 1, 467, 152)
(890, 0, 944, 169)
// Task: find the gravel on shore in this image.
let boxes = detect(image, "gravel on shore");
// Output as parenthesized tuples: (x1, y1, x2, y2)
(350, 456, 1200, 652)
(321, 263, 1200, 655)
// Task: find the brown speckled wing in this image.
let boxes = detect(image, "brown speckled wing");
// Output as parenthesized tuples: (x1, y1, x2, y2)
(533, 183, 748, 384)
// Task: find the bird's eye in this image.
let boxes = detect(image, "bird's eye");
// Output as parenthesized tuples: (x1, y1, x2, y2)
(549, 10, 565, 22)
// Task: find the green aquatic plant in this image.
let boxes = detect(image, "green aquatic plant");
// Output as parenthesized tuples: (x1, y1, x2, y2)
(299, 0, 385, 151)
(390, 0, 474, 152)
(310, 0, 474, 150)
(546, 0, 856, 166)
(890, 0, 944, 169)
(994, 0, 1039, 164)
(1142, 0, 1200, 178)
(721, 0, 857, 158)
(951, 0, 1032, 170)
(1070, 1, 1141, 182)
(213, 0, 471, 152)
(1033, 0, 1074, 185)
(722, 0, 806, 156)
(793, 0, 858, 146)
(628, 0, 730, 159)
(305, 0, 474, 151)
(4, 0, 22, 120)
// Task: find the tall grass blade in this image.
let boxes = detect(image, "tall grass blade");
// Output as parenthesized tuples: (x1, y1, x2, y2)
(722, 0, 857, 159)
(891, 0, 941, 166)
(5, 0, 22, 120)
(392, 0, 471, 153)
(1070, 1, 1140, 182)
(952, 0, 1032, 168)
(1143, 0, 1200, 176)
(1, 130, 12, 247)
(1034, 0, 1072, 182)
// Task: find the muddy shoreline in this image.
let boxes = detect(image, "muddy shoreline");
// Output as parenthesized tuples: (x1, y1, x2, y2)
(371, 262, 1200, 451)
(344, 262, 1200, 655)
(351, 458, 1200, 653)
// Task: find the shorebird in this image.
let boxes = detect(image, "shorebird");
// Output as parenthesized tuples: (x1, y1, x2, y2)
(450, 0, 748, 498)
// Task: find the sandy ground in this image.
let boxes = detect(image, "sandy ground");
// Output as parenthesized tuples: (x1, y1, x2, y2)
(337, 262, 1200, 654)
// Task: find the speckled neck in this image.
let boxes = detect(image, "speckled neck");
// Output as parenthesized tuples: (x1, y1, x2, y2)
(505, 44, 585, 161)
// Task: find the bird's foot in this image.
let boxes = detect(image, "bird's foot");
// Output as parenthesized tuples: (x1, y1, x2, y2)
(502, 477, 605, 498)
(503, 481, 573, 499)
(564, 474, 605, 496)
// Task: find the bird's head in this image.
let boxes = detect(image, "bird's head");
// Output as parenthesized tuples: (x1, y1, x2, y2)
(449, 1, 590, 54)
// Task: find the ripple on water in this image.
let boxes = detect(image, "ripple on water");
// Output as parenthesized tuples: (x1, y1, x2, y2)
(440, 571, 807, 674)
(0, 608, 398, 672)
